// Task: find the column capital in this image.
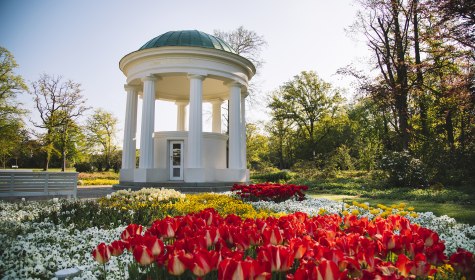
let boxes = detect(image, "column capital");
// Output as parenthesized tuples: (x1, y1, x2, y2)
(209, 98, 224, 105)
(226, 81, 243, 89)
(141, 75, 161, 82)
(124, 84, 140, 92)
(175, 100, 189, 106)
(241, 91, 250, 98)
(187, 73, 206, 81)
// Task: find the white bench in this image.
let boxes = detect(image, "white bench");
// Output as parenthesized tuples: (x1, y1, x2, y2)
(0, 171, 78, 198)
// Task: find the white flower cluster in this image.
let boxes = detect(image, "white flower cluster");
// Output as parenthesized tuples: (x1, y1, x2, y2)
(0, 201, 133, 279)
(250, 197, 475, 255)
(250, 197, 345, 216)
(110, 187, 185, 202)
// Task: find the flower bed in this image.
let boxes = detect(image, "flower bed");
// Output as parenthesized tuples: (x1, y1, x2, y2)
(94, 208, 474, 279)
(1, 188, 475, 279)
(232, 183, 308, 202)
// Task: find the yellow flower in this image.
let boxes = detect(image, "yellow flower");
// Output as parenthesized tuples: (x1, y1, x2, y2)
(351, 209, 360, 215)
(410, 213, 418, 218)
(377, 204, 386, 210)
(342, 210, 349, 216)
(318, 208, 327, 215)
(370, 209, 380, 215)
(352, 201, 359, 206)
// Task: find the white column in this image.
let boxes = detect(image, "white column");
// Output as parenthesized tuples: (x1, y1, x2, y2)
(228, 82, 242, 169)
(210, 99, 223, 133)
(176, 101, 188, 131)
(241, 93, 248, 169)
(121, 85, 138, 169)
(139, 75, 157, 169)
(187, 74, 205, 168)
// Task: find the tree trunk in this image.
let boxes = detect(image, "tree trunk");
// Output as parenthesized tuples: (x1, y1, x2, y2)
(62, 148, 66, 172)
(392, 0, 410, 150)
(445, 110, 455, 153)
(413, 0, 429, 137)
(44, 152, 49, 171)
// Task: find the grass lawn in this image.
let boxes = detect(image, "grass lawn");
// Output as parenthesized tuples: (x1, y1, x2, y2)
(309, 193, 475, 226)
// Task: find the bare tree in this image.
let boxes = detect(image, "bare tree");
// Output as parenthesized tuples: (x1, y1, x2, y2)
(30, 74, 89, 171)
(214, 26, 267, 69)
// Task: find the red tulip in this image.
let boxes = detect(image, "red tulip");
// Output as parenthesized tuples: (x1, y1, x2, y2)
(294, 260, 318, 280)
(262, 226, 284, 245)
(449, 248, 475, 275)
(258, 245, 295, 272)
(191, 248, 219, 277)
(411, 253, 435, 278)
(133, 245, 154, 266)
(218, 258, 249, 280)
(317, 259, 341, 280)
(395, 254, 414, 277)
(142, 236, 164, 256)
(243, 257, 271, 280)
(109, 240, 125, 256)
(167, 249, 194, 276)
(203, 226, 220, 247)
(234, 231, 251, 251)
(120, 224, 143, 240)
(152, 216, 180, 239)
(92, 243, 111, 264)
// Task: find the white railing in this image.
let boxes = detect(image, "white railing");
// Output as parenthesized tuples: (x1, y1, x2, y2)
(0, 171, 78, 198)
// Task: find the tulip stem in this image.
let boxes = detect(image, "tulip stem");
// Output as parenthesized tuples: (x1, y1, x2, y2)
(103, 263, 107, 279)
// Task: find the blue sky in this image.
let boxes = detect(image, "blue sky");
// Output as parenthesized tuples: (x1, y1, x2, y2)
(0, 0, 370, 141)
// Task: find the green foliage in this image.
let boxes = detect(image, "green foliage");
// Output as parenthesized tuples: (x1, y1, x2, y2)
(85, 109, 119, 171)
(379, 150, 429, 188)
(268, 71, 343, 163)
(74, 162, 94, 173)
(250, 170, 293, 183)
(0, 47, 28, 168)
(246, 123, 271, 170)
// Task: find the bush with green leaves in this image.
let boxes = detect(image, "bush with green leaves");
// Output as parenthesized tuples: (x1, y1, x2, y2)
(379, 150, 429, 188)
(74, 162, 95, 173)
(251, 170, 293, 182)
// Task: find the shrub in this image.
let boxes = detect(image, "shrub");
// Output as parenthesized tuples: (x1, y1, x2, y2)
(74, 162, 94, 173)
(379, 150, 429, 188)
(251, 170, 293, 182)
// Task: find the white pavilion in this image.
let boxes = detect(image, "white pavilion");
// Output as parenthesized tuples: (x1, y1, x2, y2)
(118, 30, 255, 189)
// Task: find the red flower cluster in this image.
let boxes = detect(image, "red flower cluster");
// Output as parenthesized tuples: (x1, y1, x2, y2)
(232, 183, 308, 202)
(93, 209, 475, 279)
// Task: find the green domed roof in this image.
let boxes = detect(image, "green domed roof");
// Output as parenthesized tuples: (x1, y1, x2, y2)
(139, 30, 236, 54)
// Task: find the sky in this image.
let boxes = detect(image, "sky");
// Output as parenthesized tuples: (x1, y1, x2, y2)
(0, 0, 371, 144)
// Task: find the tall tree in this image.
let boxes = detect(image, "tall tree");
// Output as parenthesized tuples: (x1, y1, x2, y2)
(430, 0, 475, 50)
(213, 26, 267, 166)
(352, 0, 413, 150)
(0, 47, 27, 168)
(85, 109, 118, 171)
(268, 71, 342, 163)
(30, 74, 89, 170)
(214, 26, 267, 69)
(246, 123, 270, 170)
